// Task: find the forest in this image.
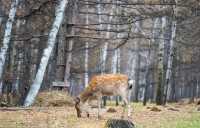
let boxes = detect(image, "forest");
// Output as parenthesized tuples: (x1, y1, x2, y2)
(0, 0, 200, 128)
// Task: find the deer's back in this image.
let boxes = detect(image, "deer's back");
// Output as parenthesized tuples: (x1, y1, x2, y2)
(88, 74, 128, 96)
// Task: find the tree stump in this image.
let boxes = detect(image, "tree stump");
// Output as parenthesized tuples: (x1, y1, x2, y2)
(105, 119, 135, 128)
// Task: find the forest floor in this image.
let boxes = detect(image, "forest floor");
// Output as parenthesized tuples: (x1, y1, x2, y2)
(0, 102, 200, 128)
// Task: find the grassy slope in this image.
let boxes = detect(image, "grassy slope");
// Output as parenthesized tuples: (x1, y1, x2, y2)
(0, 103, 200, 128)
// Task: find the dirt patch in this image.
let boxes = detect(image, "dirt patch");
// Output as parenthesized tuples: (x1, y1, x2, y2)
(34, 91, 74, 107)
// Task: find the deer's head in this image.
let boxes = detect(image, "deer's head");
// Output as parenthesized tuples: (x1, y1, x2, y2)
(74, 96, 90, 118)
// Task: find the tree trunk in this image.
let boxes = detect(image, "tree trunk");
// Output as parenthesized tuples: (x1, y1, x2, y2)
(133, 17, 142, 102)
(143, 41, 151, 106)
(0, 0, 19, 81)
(8, 19, 23, 105)
(134, 53, 141, 102)
(197, 79, 200, 98)
(65, 41, 73, 88)
(65, 1, 77, 94)
(155, 17, 165, 105)
(24, 0, 69, 107)
(56, 23, 66, 81)
(100, 43, 108, 73)
(84, 0, 90, 88)
(164, 21, 176, 103)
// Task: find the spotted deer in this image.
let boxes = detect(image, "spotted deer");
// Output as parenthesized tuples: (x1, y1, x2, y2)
(74, 74, 134, 119)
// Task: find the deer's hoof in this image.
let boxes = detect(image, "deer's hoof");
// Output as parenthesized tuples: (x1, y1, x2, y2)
(87, 113, 90, 118)
(127, 116, 133, 120)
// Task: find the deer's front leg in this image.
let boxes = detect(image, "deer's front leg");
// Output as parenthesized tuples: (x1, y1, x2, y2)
(121, 94, 128, 119)
(95, 92, 102, 119)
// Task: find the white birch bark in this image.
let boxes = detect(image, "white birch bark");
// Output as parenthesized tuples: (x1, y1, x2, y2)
(0, 17, 2, 25)
(114, 0, 121, 74)
(13, 52, 22, 94)
(24, 0, 68, 107)
(112, 50, 118, 73)
(117, 49, 120, 72)
(197, 79, 199, 98)
(112, 0, 121, 74)
(101, 43, 108, 73)
(102, 0, 115, 74)
(84, 1, 89, 87)
(84, 42, 89, 87)
(97, 0, 106, 74)
(166, 21, 176, 101)
(0, 0, 19, 80)
(0, 82, 2, 95)
(97, 0, 103, 30)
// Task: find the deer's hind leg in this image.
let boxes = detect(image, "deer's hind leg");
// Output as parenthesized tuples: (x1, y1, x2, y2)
(94, 92, 102, 119)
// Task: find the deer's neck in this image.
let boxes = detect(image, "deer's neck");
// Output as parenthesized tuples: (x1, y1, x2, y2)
(79, 87, 93, 103)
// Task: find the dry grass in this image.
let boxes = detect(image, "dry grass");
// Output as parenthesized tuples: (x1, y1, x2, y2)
(1, 92, 200, 128)
(0, 102, 200, 128)
(33, 91, 74, 107)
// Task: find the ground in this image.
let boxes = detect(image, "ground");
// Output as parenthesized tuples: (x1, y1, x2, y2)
(0, 102, 200, 128)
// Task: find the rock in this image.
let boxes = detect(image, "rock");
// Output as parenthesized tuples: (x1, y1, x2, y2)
(107, 108, 117, 113)
(105, 119, 135, 128)
(146, 106, 151, 109)
(150, 106, 161, 112)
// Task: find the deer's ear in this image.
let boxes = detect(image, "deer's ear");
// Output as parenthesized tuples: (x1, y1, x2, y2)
(74, 97, 80, 104)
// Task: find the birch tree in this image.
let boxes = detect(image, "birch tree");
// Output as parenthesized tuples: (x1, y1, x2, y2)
(0, 0, 19, 81)
(24, 0, 69, 107)
(143, 34, 153, 105)
(156, 16, 166, 105)
(84, 1, 89, 87)
(164, 3, 177, 102)
(134, 18, 141, 102)
(164, 21, 176, 102)
(97, 0, 107, 74)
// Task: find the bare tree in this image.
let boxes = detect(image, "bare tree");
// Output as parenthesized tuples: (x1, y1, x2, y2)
(0, 0, 19, 83)
(154, 17, 164, 105)
(64, 1, 78, 89)
(84, 0, 90, 88)
(134, 18, 142, 102)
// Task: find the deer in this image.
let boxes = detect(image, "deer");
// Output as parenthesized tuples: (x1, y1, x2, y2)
(74, 74, 134, 119)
